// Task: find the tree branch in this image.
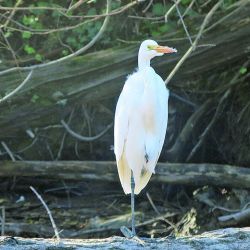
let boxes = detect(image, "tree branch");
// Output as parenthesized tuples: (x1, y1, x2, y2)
(0, 70, 33, 104)
(0, 0, 111, 76)
(165, 0, 223, 85)
(61, 120, 113, 142)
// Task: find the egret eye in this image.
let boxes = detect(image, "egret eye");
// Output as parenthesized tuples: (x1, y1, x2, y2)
(147, 45, 155, 50)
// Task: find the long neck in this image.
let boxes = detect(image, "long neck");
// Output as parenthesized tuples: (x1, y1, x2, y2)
(138, 53, 151, 70)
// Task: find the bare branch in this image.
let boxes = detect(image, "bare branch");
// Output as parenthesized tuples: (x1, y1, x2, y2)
(165, 0, 181, 22)
(142, 0, 154, 13)
(30, 186, 60, 241)
(61, 120, 113, 142)
(1, 141, 15, 161)
(174, 0, 193, 45)
(181, 0, 196, 20)
(165, 0, 223, 85)
(0, 6, 66, 12)
(0, 70, 33, 103)
(146, 192, 177, 231)
(0, 0, 111, 76)
(2, 0, 22, 28)
(67, 0, 88, 13)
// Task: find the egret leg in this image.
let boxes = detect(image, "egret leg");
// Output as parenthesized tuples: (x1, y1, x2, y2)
(120, 172, 137, 238)
(131, 174, 136, 236)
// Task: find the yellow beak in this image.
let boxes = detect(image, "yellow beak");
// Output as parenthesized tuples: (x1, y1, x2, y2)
(154, 45, 177, 54)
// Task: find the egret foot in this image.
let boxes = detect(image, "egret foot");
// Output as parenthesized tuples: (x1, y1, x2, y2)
(120, 226, 145, 245)
(120, 226, 135, 238)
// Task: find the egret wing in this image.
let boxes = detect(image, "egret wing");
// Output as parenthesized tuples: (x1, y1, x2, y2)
(114, 72, 143, 194)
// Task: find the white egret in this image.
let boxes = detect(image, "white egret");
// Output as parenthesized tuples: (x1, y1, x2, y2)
(114, 39, 177, 237)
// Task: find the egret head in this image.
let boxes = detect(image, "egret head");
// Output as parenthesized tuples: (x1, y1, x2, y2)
(139, 40, 177, 60)
(138, 40, 177, 69)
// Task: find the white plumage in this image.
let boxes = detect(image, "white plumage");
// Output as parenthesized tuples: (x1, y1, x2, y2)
(114, 40, 176, 195)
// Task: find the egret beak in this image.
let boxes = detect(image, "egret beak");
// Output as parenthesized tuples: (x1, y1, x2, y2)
(154, 45, 177, 54)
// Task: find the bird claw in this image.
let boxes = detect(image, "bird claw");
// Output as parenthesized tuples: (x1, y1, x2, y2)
(120, 226, 145, 245)
(120, 226, 135, 238)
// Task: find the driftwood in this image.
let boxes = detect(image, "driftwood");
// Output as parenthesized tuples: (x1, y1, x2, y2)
(1, 227, 250, 249)
(1, 161, 250, 188)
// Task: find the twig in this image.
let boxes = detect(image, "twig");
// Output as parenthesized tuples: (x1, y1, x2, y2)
(165, 0, 181, 22)
(128, 15, 164, 21)
(0, 70, 33, 104)
(0, 28, 19, 68)
(1, 206, 5, 236)
(3, 0, 22, 28)
(56, 109, 75, 160)
(82, 105, 93, 153)
(174, 0, 193, 45)
(0, 0, 111, 76)
(181, 0, 196, 20)
(0, 1, 137, 34)
(142, 0, 154, 13)
(146, 192, 177, 231)
(201, 0, 213, 8)
(165, 0, 223, 85)
(165, 0, 182, 22)
(0, 6, 66, 12)
(61, 120, 113, 142)
(30, 186, 60, 241)
(1, 141, 15, 161)
(67, 0, 88, 13)
(186, 89, 230, 161)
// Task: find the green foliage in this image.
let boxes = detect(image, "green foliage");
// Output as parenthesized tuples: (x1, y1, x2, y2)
(152, 3, 165, 16)
(0, 0, 240, 65)
(239, 67, 247, 75)
(24, 44, 36, 54)
(22, 31, 32, 39)
(181, 0, 192, 5)
(31, 94, 39, 103)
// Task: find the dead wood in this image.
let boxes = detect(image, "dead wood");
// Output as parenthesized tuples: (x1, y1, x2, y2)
(1, 161, 250, 188)
(1, 227, 250, 249)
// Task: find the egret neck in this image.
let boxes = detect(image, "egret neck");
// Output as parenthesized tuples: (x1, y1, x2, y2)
(138, 52, 151, 70)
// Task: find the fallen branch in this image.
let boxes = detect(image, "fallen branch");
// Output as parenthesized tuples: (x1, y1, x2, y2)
(218, 208, 250, 226)
(1, 161, 250, 188)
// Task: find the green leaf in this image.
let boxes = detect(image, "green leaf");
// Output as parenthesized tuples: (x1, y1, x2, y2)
(24, 44, 36, 54)
(152, 3, 164, 16)
(62, 50, 69, 56)
(151, 31, 161, 37)
(31, 94, 39, 103)
(239, 67, 247, 75)
(4, 31, 12, 38)
(35, 54, 42, 61)
(87, 8, 97, 15)
(22, 31, 32, 39)
(158, 24, 170, 33)
(181, 0, 192, 5)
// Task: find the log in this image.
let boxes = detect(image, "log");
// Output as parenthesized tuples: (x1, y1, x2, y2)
(1, 161, 250, 188)
(1, 227, 250, 249)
